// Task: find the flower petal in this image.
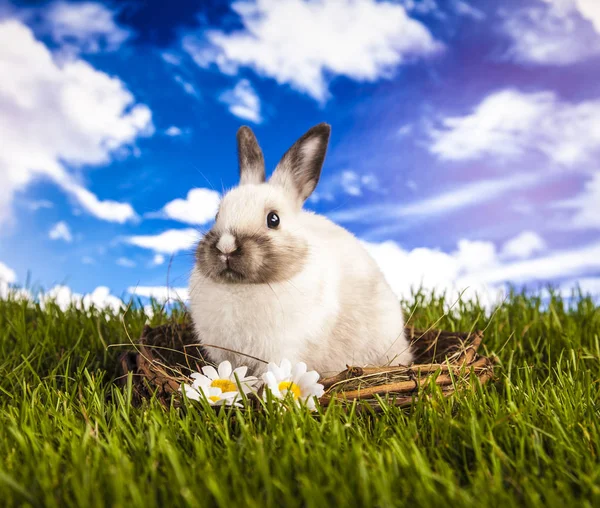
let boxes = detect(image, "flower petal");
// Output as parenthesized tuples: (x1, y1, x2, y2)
(240, 380, 259, 392)
(207, 386, 223, 398)
(239, 384, 256, 395)
(262, 372, 282, 398)
(191, 374, 211, 390)
(232, 366, 248, 380)
(291, 362, 307, 382)
(262, 371, 278, 390)
(280, 358, 292, 377)
(298, 371, 320, 391)
(201, 365, 219, 380)
(218, 361, 232, 379)
(267, 361, 283, 380)
(312, 383, 325, 398)
(181, 384, 201, 401)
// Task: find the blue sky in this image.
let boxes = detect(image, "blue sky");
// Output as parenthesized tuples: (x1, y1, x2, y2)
(1, 0, 599, 308)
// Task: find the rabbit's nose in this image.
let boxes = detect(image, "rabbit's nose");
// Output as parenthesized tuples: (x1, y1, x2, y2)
(216, 233, 238, 255)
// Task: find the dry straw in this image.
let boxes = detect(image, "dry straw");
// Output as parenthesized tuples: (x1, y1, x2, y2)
(117, 320, 496, 410)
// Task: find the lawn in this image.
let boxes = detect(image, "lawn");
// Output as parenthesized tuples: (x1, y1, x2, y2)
(0, 290, 599, 507)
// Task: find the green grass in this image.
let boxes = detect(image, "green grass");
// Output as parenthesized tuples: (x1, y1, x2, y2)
(0, 290, 599, 507)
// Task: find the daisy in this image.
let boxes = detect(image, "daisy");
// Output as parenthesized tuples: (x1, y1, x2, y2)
(180, 383, 240, 407)
(261, 359, 325, 410)
(192, 360, 259, 395)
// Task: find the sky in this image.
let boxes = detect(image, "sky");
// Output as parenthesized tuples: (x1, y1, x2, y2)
(0, 0, 599, 310)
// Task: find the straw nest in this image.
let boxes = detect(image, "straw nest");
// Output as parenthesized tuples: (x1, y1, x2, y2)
(117, 318, 495, 410)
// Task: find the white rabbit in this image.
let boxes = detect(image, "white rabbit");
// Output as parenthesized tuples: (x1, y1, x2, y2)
(188, 123, 412, 376)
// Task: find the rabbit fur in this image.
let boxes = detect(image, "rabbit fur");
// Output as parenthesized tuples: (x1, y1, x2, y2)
(189, 123, 412, 376)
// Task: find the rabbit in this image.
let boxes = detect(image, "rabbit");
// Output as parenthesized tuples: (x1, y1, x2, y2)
(188, 123, 412, 377)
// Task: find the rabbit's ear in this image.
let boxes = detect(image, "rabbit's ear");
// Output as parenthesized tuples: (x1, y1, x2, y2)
(237, 126, 266, 185)
(270, 123, 331, 203)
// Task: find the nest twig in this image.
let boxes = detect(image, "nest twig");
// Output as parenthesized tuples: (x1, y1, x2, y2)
(116, 319, 495, 410)
(117, 320, 210, 405)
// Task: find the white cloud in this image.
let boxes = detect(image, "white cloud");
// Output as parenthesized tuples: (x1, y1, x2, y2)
(555, 172, 600, 229)
(501, 0, 600, 65)
(397, 124, 413, 137)
(0, 261, 17, 299)
(0, 20, 151, 227)
(165, 126, 182, 136)
(183, 0, 442, 102)
(81, 256, 95, 264)
(0, 272, 126, 312)
(329, 173, 537, 224)
(543, 0, 600, 32)
(48, 221, 73, 242)
(165, 126, 185, 137)
(429, 89, 600, 167)
(116, 257, 136, 268)
(127, 285, 189, 302)
(501, 231, 546, 259)
(571, 0, 600, 32)
(0, 262, 17, 284)
(311, 170, 381, 202)
(165, 126, 191, 138)
(155, 188, 221, 225)
(151, 254, 166, 266)
(24, 199, 54, 211)
(558, 276, 600, 299)
(345, 173, 378, 197)
(453, 1, 485, 20)
(364, 236, 600, 308)
(473, 240, 600, 285)
(454, 238, 497, 272)
(399, 0, 438, 15)
(39, 1, 131, 54)
(219, 79, 262, 123)
(59, 177, 139, 224)
(83, 286, 124, 312)
(174, 75, 200, 98)
(161, 52, 182, 66)
(125, 228, 200, 254)
(364, 239, 504, 308)
(40, 284, 124, 312)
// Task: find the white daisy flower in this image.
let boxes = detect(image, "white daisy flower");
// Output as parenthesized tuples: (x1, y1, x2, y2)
(261, 359, 325, 410)
(192, 360, 258, 394)
(180, 360, 258, 407)
(180, 383, 240, 407)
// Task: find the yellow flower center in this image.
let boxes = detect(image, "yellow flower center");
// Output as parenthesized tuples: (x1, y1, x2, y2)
(278, 381, 301, 399)
(208, 395, 221, 403)
(211, 379, 237, 393)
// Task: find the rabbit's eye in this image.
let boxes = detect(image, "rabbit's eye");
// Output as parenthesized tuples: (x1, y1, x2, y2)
(267, 211, 280, 229)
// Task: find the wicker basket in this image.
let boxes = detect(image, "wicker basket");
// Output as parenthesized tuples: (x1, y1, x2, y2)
(117, 319, 495, 410)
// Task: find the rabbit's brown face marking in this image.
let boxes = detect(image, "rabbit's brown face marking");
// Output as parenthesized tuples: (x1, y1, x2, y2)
(193, 123, 330, 285)
(195, 227, 308, 284)
(195, 184, 308, 284)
